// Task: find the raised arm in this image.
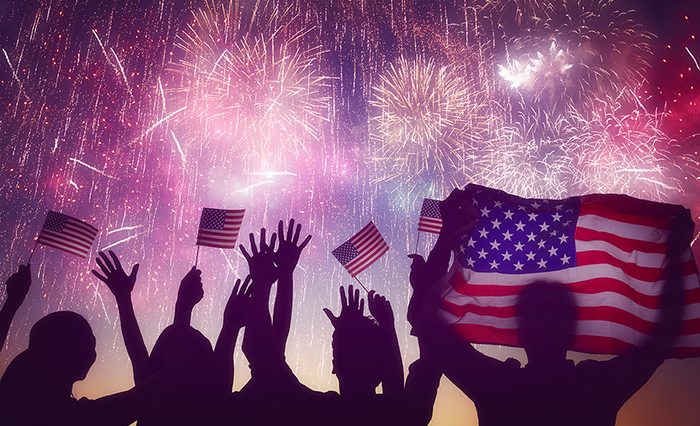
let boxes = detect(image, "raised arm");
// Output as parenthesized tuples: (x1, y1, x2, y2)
(368, 290, 404, 393)
(240, 229, 279, 375)
(173, 267, 204, 327)
(0, 264, 31, 353)
(92, 251, 149, 383)
(214, 275, 251, 391)
(271, 219, 311, 357)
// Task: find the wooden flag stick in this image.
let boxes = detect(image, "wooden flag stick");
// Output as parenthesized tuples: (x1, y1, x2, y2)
(353, 276, 370, 293)
(194, 245, 201, 268)
(414, 230, 421, 254)
(26, 241, 39, 265)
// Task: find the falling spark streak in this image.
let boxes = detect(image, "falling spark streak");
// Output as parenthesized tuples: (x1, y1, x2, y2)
(107, 225, 142, 235)
(69, 180, 79, 190)
(69, 158, 118, 179)
(91, 29, 133, 99)
(686, 47, 700, 71)
(636, 177, 676, 190)
(234, 181, 274, 192)
(3, 48, 30, 100)
(110, 48, 134, 99)
(135, 106, 187, 141)
(170, 131, 186, 162)
(101, 234, 141, 251)
(91, 283, 111, 324)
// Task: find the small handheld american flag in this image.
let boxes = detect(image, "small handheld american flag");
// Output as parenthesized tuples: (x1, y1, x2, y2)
(417, 198, 443, 234)
(196, 208, 245, 249)
(35, 211, 99, 259)
(332, 222, 389, 278)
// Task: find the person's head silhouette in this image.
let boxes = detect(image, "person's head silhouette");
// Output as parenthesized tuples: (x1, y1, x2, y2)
(330, 316, 391, 396)
(27, 311, 97, 392)
(515, 281, 578, 368)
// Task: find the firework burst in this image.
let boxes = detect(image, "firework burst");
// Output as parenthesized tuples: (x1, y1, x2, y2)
(166, 0, 330, 169)
(367, 55, 490, 205)
(483, 0, 653, 116)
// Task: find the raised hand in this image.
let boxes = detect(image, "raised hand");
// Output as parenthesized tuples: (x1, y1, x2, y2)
(223, 276, 252, 329)
(273, 219, 312, 276)
(91, 251, 148, 383)
(240, 229, 278, 288)
(367, 290, 394, 328)
(324, 285, 365, 328)
(439, 188, 478, 236)
(5, 264, 31, 310)
(92, 251, 139, 303)
(174, 267, 204, 326)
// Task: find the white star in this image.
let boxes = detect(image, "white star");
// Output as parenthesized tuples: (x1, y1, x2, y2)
(494, 200, 503, 208)
(527, 232, 536, 242)
(491, 219, 502, 229)
(554, 204, 563, 211)
(467, 258, 476, 267)
(560, 254, 571, 264)
(537, 259, 548, 268)
(548, 246, 558, 257)
(477, 249, 488, 259)
(490, 240, 501, 250)
(539, 222, 550, 232)
(478, 228, 489, 239)
(526, 251, 536, 261)
(514, 261, 524, 271)
(528, 213, 538, 221)
(472, 198, 479, 205)
(563, 220, 571, 227)
(502, 230, 513, 241)
(531, 201, 541, 209)
(552, 212, 562, 222)
(518, 205, 527, 211)
(537, 240, 546, 249)
(515, 221, 526, 231)
(559, 234, 569, 244)
(514, 241, 525, 251)
(467, 237, 476, 247)
(459, 244, 467, 254)
(501, 251, 512, 261)
(504, 210, 514, 220)
(480, 206, 491, 217)
(489, 260, 500, 269)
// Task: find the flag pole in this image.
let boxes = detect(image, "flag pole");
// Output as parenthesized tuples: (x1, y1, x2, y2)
(353, 276, 370, 293)
(195, 245, 201, 268)
(26, 240, 39, 265)
(414, 230, 421, 254)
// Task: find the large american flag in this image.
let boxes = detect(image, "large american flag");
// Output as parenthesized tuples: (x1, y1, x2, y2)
(418, 198, 442, 234)
(196, 208, 245, 249)
(332, 222, 389, 277)
(435, 184, 700, 357)
(36, 211, 99, 258)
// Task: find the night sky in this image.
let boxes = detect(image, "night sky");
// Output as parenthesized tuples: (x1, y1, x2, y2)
(1, 1, 700, 425)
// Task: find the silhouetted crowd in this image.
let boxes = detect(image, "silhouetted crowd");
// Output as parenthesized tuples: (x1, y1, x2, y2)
(0, 189, 691, 426)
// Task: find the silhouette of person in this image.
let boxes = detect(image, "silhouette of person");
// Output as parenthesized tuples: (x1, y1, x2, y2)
(0, 264, 31, 354)
(0, 311, 186, 426)
(411, 188, 691, 426)
(238, 220, 441, 426)
(92, 251, 251, 425)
